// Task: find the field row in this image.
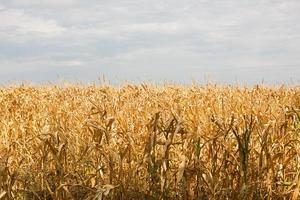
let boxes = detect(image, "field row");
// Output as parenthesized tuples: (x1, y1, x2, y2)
(0, 84, 299, 199)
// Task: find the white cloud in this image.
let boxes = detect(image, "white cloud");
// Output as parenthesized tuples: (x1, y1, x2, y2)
(62, 60, 85, 67)
(2, 0, 77, 7)
(121, 22, 179, 34)
(0, 5, 65, 39)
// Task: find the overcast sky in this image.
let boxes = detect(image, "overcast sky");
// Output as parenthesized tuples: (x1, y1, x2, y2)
(0, 0, 299, 84)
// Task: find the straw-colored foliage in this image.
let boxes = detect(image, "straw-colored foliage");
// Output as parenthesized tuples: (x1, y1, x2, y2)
(0, 84, 299, 199)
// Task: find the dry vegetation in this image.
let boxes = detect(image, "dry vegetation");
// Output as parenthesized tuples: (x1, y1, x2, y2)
(0, 83, 299, 199)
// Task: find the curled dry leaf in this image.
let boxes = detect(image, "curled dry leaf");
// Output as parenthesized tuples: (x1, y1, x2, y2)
(177, 155, 187, 183)
(0, 191, 7, 199)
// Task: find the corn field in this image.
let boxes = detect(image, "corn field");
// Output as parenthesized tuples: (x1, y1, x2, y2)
(0, 84, 299, 199)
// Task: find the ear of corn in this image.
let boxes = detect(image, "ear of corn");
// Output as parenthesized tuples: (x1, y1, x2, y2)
(0, 84, 299, 199)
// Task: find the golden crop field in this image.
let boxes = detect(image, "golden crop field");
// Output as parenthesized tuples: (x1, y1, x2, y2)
(0, 84, 299, 199)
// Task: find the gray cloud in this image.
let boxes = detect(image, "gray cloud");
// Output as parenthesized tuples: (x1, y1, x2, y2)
(0, 0, 299, 84)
